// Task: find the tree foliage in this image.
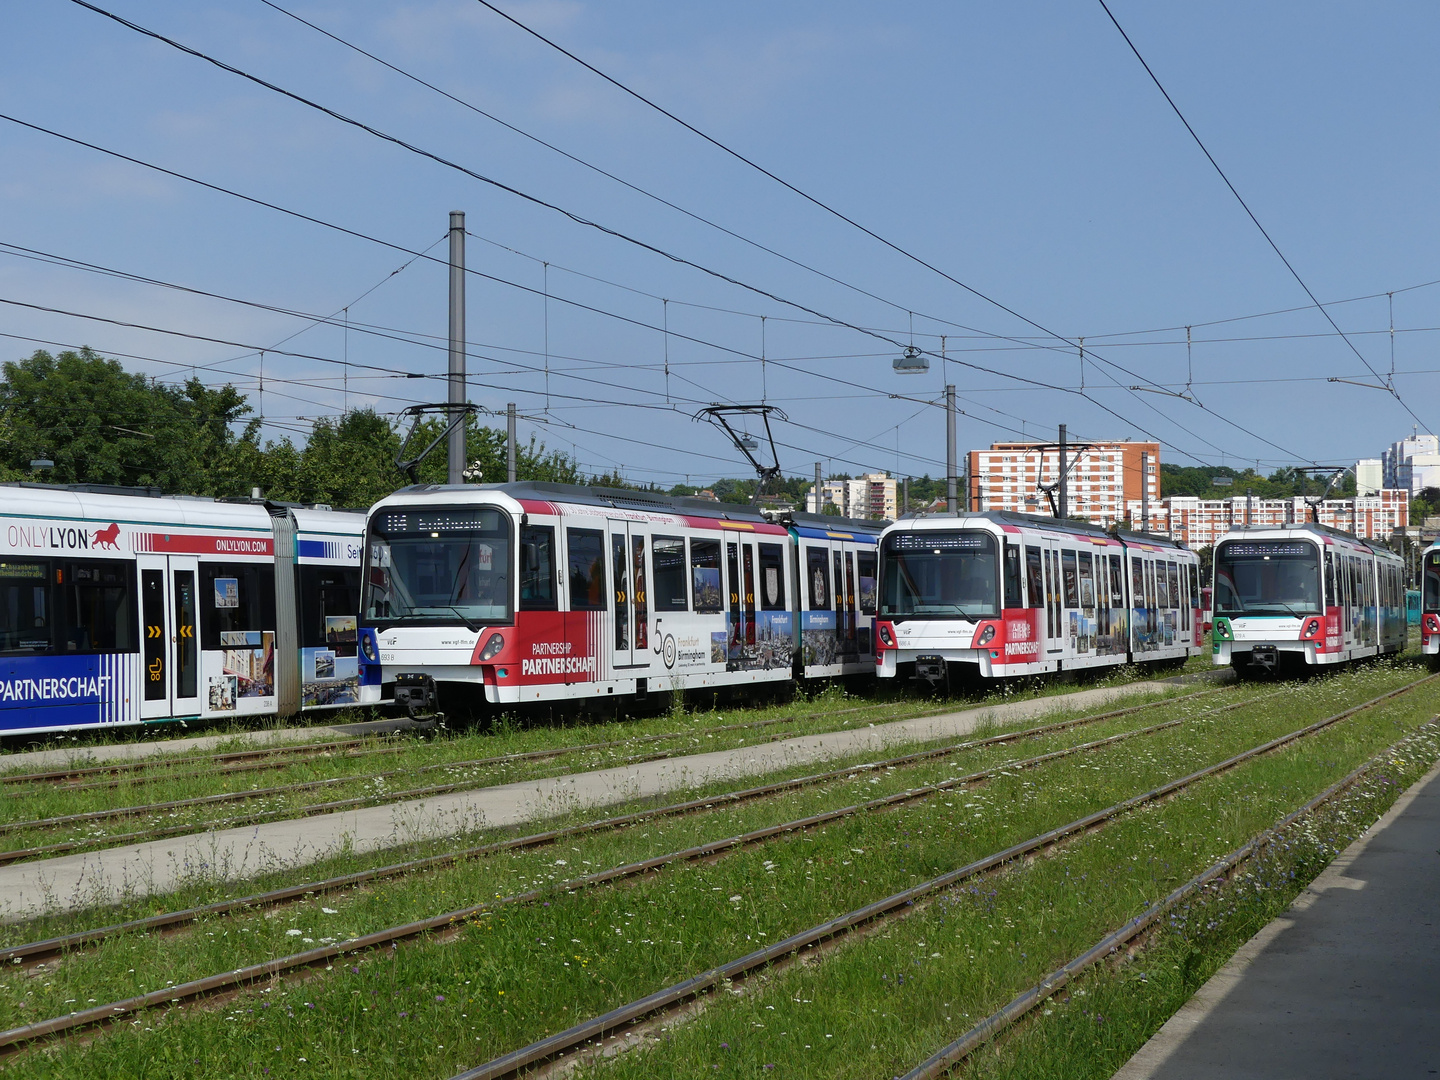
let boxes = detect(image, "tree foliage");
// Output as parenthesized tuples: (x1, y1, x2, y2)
(0, 349, 582, 507)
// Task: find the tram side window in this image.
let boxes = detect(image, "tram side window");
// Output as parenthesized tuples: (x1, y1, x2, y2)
(1025, 547, 1044, 610)
(759, 543, 786, 611)
(566, 529, 606, 612)
(1004, 544, 1024, 610)
(690, 539, 722, 614)
(200, 563, 277, 650)
(857, 551, 877, 615)
(519, 525, 557, 611)
(1131, 558, 1144, 610)
(1061, 550, 1079, 608)
(1109, 555, 1125, 609)
(1077, 551, 1095, 615)
(0, 560, 50, 654)
(60, 560, 138, 653)
(806, 547, 830, 610)
(1167, 563, 1181, 612)
(652, 536, 689, 612)
(297, 565, 361, 654)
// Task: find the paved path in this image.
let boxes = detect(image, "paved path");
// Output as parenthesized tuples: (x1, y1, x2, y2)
(1112, 755, 1440, 1080)
(0, 680, 1185, 922)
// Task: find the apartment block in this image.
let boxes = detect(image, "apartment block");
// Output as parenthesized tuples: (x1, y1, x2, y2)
(966, 440, 1159, 525)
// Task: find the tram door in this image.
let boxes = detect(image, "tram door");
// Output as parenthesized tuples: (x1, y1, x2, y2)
(1041, 541, 1064, 662)
(607, 521, 651, 674)
(136, 554, 201, 720)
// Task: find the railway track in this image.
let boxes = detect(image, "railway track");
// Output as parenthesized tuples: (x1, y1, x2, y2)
(0, 686, 1220, 865)
(0, 687, 1241, 967)
(895, 726, 1430, 1080)
(0, 694, 997, 795)
(0, 677, 1372, 1054)
(443, 675, 1432, 1080)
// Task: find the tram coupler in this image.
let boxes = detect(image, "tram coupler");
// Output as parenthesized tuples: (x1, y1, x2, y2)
(913, 655, 947, 685)
(393, 673, 443, 728)
(1249, 645, 1278, 671)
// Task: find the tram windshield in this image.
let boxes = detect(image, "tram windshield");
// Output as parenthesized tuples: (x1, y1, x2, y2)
(879, 530, 999, 620)
(1424, 551, 1440, 612)
(1213, 539, 1321, 617)
(363, 505, 513, 627)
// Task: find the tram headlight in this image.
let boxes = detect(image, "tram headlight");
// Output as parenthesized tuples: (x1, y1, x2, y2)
(1212, 618, 1233, 642)
(360, 631, 378, 663)
(976, 623, 996, 647)
(479, 633, 506, 661)
(1301, 618, 1322, 640)
(877, 623, 895, 648)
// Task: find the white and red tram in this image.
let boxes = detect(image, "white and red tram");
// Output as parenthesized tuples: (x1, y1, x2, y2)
(1423, 540, 1440, 661)
(1211, 523, 1406, 673)
(357, 483, 883, 716)
(872, 511, 1204, 684)
(0, 484, 370, 737)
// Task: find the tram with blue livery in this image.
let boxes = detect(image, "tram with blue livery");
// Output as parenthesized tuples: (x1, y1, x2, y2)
(0, 485, 370, 737)
(1210, 523, 1406, 674)
(357, 482, 882, 718)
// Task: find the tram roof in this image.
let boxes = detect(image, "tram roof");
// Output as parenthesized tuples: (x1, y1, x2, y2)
(386, 481, 882, 533)
(887, 509, 1189, 551)
(1216, 521, 1400, 557)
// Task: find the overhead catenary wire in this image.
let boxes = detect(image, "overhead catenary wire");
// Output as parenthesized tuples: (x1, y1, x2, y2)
(58, 3, 1297, 469)
(1095, 0, 1431, 433)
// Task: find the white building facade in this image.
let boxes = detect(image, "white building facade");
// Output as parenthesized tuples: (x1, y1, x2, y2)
(1382, 434, 1440, 494)
(806, 473, 898, 520)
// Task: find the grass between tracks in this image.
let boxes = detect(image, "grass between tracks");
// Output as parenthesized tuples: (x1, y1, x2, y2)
(0, 670, 1203, 861)
(0, 661, 1429, 1078)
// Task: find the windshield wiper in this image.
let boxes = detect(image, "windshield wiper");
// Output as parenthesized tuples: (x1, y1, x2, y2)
(444, 606, 483, 633)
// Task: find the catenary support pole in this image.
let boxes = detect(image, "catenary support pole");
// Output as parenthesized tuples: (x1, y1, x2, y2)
(447, 211, 467, 485)
(1058, 424, 1068, 520)
(814, 462, 822, 513)
(507, 402, 517, 483)
(946, 385, 957, 514)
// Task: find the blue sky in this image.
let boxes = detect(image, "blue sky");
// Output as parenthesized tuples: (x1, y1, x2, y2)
(3, 1, 1438, 487)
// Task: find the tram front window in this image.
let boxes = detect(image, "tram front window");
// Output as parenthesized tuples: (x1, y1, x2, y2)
(879, 531, 999, 620)
(1213, 540, 1321, 617)
(363, 506, 513, 627)
(1424, 551, 1440, 612)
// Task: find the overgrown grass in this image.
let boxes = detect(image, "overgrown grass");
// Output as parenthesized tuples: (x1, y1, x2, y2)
(0, 676, 1208, 861)
(0, 662, 1426, 1077)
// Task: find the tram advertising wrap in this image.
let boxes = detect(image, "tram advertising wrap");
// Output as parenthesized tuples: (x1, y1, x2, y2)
(0, 486, 370, 737)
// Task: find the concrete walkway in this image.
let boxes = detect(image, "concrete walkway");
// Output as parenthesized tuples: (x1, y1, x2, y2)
(1112, 755, 1440, 1079)
(0, 680, 1183, 922)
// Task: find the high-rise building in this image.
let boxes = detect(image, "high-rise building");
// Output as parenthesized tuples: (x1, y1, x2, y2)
(966, 441, 1159, 526)
(1382, 433, 1440, 494)
(805, 472, 898, 520)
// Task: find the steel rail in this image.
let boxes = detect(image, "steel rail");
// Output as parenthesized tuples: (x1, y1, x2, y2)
(0, 687, 1233, 965)
(897, 715, 1440, 1080)
(0, 686, 1219, 862)
(0, 683, 1326, 1050)
(0, 736, 375, 785)
(0, 676, 1214, 789)
(441, 674, 1433, 1080)
(0, 746, 686, 866)
(0, 707, 1203, 1050)
(0, 694, 971, 795)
